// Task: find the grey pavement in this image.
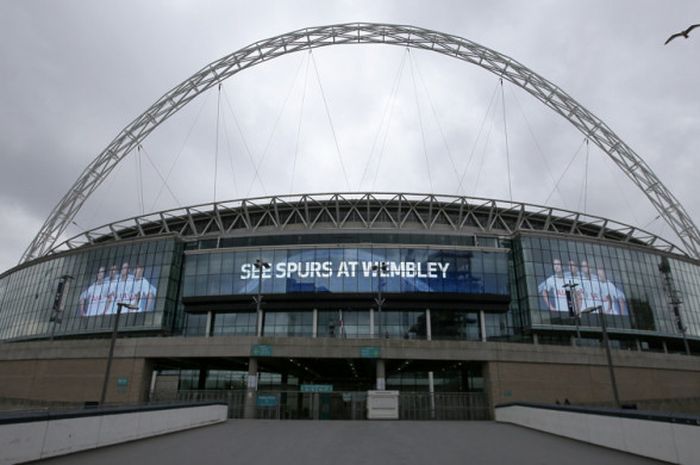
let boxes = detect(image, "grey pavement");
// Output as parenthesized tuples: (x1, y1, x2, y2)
(34, 420, 668, 465)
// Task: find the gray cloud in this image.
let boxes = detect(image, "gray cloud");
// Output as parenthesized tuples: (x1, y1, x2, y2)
(1, 0, 699, 272)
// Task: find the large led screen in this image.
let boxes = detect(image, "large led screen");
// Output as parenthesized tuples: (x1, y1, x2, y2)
(0, 239, 178, 341)
(182, 247, 509, 297)
(78, 261, 159, 316)
(537, 257, 627, 315)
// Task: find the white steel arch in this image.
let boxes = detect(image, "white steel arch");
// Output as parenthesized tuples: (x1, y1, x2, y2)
(21, 22, 700, 262)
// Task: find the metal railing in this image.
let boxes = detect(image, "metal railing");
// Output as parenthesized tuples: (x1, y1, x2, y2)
(155, 390, 490, 420)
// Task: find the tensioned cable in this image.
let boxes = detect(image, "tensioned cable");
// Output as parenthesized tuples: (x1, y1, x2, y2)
(245, 53, 308, 197)
(150, 91, 211, 211)
(371, 50, 410, 191)
(408, 50, 434, 193)
(456, 82, 500, 194)
(75, 159, 128, 231)
(220, 86, 266, 195)
(506, 85, 569, 209)
(599, 147, 642, 228)
(219, 105, 239, 198)
(411, 51, 461, 191)
(309, 50, 350, 190)
(135, 145, 145, 215)
(543, 138, 587, 206)
(472, 114, 497, 194)
(138, 144, 181, 206)
(500, 78, 513, 202)
(582, 138, 590, 213)
(290, 54, 312, 192)
(214, 83, 222, 202)
(358, 48, 408, 188)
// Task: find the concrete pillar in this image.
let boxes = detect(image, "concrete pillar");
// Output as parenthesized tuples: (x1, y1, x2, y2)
(479, 310, 487, 342)
(205, 311, 213, 337)
(428, 371, 436, 419)
(256, 309, 263, 337)
(662, 340, 668, 354)
(312, 308, 318, 338)
(532, 333, 539, 345)
(369, 308, 375, 338)
(376, 359, 386, 390)
(635, 339, 642, 351)
(243, 357, 259, 419)
(426, 308, 432, 341)
(197, 364, 207, 390)
(148, 369, 158, 401)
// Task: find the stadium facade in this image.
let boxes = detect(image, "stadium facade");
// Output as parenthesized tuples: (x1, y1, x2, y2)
(1, 193, 699, 418)
(2, 24, 700, 419)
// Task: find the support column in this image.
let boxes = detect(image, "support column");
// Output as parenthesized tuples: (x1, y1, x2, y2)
(479, 310, 486, 342)
(312, 308, 318, 338)
(428, 371, 436, 419)
(425, 308, 432, 341)
(369, 308, 375, 338)
(148, 369, 158, 401)
(662, 340, 668, 354)
(532, 333, 539, 345)
(205, 311, 213, 337)
(243, 357, 259, 419)
(256, 309, 263, 337)
(376, 359, 386, 390)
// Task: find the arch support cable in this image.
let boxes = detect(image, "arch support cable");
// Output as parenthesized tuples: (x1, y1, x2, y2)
(21, 22, 700, 262)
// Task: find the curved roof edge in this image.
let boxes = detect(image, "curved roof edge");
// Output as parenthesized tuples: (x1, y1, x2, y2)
(45, 193, 684, 257)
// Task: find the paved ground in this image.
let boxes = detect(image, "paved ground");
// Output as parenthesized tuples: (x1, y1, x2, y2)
(34, 420, 668, 465)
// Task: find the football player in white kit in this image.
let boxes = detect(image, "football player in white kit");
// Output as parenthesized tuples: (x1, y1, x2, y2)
(130, 264, 156, 312)
(79, 266, 110, 316)
(539, 258, 576, 312)
(596, 268, 627, 315)
(105, 262, 134, 315)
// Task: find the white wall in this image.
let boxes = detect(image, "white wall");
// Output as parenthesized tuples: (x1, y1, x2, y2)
(0, 404, 228, 465)
(495, 405, 700, 465)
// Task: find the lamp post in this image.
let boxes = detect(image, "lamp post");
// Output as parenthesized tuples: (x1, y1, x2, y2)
(371, 262, 388, 338)
(254, 259, 271, 337)
(581, 305, 621, 409)
(100, 302, 138, 405)
(562, 281, 581, 340)
(49, 275, 73, 341)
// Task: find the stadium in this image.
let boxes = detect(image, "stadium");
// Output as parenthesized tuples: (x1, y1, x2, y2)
(1, 24, 699, 420)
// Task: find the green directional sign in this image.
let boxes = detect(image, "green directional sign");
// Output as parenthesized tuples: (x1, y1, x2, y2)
(256, 394, 278, 407)
(360, 346, 380, 358)
(251, 344, 273, 357)
(300, 384, 333, 393)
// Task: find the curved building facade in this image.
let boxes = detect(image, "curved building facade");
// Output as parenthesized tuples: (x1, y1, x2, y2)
(1, 193, 699, 418)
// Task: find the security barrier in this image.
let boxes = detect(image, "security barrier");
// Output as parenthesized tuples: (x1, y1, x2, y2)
(161, 390, 490, 420)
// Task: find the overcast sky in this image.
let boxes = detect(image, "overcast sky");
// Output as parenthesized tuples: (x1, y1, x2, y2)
(1, 0, 699, 273)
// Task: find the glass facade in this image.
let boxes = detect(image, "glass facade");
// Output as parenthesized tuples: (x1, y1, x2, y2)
(1, 230, 699, 345)
(518, 236, 700, 338)
(0, 239, 180, 340)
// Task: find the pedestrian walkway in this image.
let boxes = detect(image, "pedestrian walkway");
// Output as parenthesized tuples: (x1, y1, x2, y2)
(35, 420, 666, 465)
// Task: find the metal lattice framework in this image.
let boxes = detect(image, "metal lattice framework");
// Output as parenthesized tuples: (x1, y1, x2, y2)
(20, 22, 700, 263)
(50, 193, 680, 256)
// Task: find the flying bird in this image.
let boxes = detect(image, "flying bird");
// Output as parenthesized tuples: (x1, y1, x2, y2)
(665, 24, 700, 45)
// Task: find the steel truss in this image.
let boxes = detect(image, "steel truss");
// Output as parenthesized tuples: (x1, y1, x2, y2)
(50, 192, 680, 256)
(20, 23, 700, 263)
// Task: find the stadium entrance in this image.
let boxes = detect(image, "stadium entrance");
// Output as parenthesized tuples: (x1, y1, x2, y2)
(151, 358, 489, 420)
